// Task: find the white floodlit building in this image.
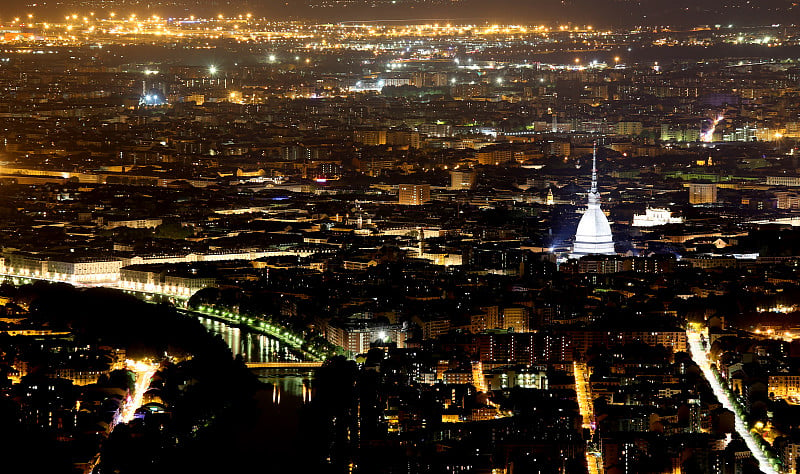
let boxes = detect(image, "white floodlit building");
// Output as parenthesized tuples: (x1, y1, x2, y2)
(571, 145, 616, 258)
(632, 208, 684, 227)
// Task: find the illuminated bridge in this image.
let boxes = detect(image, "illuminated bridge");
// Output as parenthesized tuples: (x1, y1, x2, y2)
(245, 362, 323, 369)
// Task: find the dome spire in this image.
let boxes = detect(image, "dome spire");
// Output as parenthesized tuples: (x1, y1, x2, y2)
(570, 141, 615, 258)
(591, 141, 598, 195)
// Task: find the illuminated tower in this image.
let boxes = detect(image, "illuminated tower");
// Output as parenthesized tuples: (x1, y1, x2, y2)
(571, 144, 615, 258)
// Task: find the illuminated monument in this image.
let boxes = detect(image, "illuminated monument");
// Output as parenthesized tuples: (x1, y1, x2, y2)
(571, 145, 615, 258)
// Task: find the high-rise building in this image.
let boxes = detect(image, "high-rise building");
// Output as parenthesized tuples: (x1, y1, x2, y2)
(571, 145, 615, 258)
(548, 140, 571, 157)
(661, 124, 702, 142)
(353, 129, 387, 146)
(614, 121, 643, 136)
(386, 130, 421, 149)
(689, 182, 717, 204)
(503, 306, 530, 333)
(687, 398, 702, 433)
(480, 305, 502, 330)
(776, 192, 800, 209)
(449, 169, 476, 190)
(398, 184, 431, 205)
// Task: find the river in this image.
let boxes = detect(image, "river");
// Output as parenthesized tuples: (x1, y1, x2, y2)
(197, 315, 314, 401)
(196, 315, 302, 363)
(191, 314, 316, 467)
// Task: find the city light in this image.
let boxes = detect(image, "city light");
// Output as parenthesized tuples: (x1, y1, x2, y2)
(702, 114, 725, 142)
(0, 8, 798, 473)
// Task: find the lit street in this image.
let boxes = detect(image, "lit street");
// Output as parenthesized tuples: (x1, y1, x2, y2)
(112, 360, 159, 429)
(686, 328, 779, 474)
(574, 362, 602, 474)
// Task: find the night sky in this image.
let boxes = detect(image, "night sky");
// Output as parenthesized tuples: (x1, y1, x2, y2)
(0, 0, 796, 25)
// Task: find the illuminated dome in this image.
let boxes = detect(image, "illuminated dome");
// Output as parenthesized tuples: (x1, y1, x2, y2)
(571, 146, 615, 258)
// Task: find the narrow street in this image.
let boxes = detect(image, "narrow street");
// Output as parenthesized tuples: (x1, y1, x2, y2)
(574, 362, 602, 474)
